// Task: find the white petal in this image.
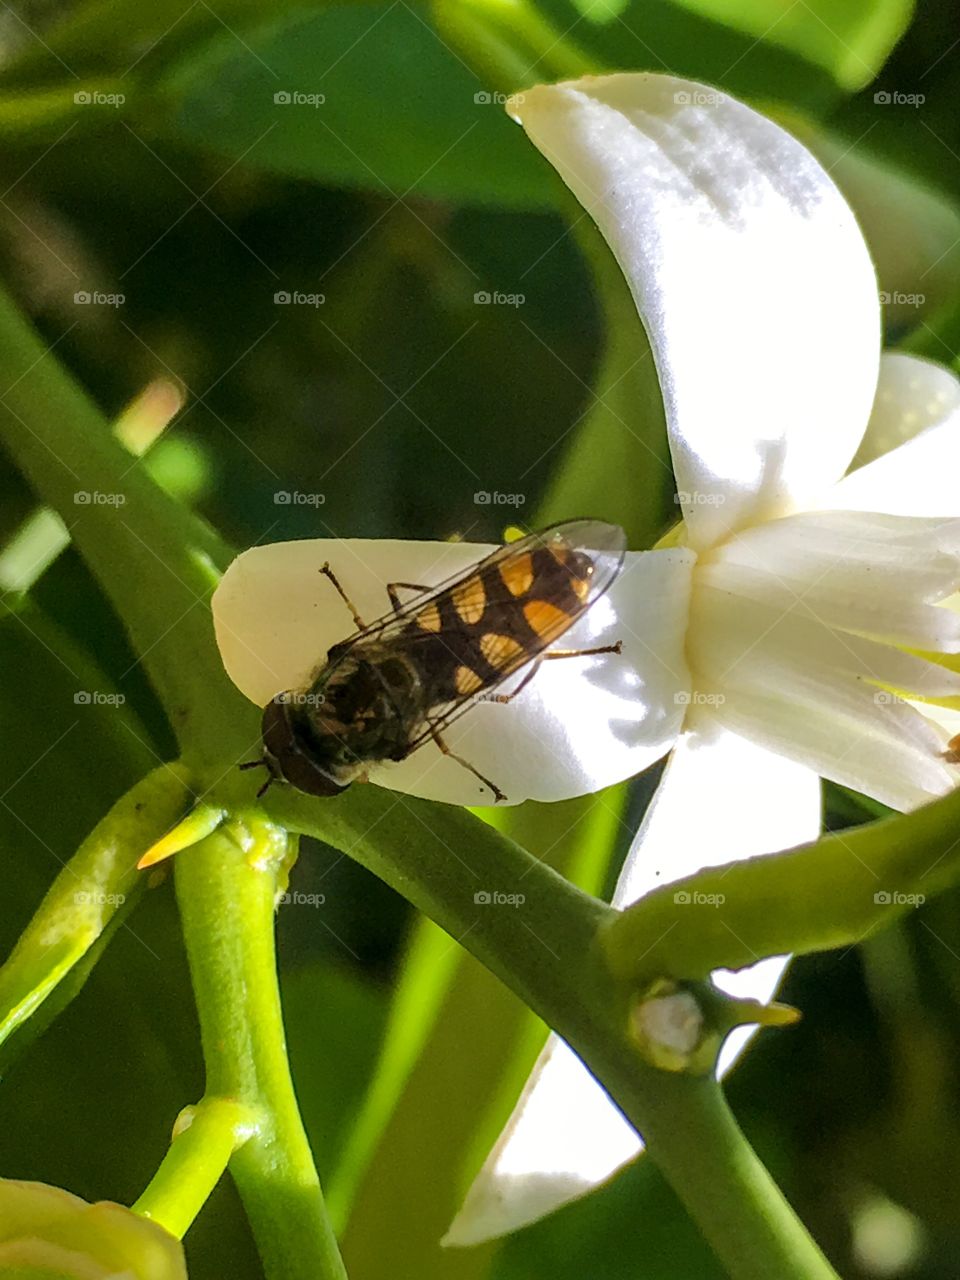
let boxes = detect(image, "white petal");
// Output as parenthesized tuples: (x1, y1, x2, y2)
(512, 75, 879, 551)
(853, 353, 960, 468)
(698, 509, 960, 652)
(213, 539, 695, 804)
(825, 354, 960, 516)
(689, 589, 960, 809)
(444, 722, 820, 1244)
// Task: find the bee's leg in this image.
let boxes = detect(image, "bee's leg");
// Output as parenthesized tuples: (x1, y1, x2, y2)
(319, 562, 367, 630)
(428, 724, 507, 803)
(486, 659, 541, 705)
(544, 640, 623, 659)
(489, 641, 623, 708)
(386, 582, 432, 613)
(238, 757, 276, 798)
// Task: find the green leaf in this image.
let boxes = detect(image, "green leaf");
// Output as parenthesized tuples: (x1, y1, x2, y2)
(163, 4, 556, 211)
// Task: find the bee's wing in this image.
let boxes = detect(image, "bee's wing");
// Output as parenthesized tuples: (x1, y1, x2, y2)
(389, 519, 627, 754)
(333, 519, 627, 652)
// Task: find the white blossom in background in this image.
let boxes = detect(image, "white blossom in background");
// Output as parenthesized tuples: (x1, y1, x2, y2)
(212, 72, 960, 1246)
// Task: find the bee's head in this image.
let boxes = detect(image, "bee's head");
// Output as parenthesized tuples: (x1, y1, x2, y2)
(258, 692, 352, 797)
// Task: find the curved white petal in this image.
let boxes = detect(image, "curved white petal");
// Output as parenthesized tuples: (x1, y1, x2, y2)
(444, 721, 820, 1244)
(697, 510, 960, 653)
(825, 354, 960, 516)
(213, 538, 695, 804)
(690, 508, 960, 809)
(512, 75, 879, 551)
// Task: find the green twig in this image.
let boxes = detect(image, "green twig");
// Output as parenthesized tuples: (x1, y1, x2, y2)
(174, 819, 347, 1280)
(604, 782, 960, 984)
(134, 1096, 256, 1238)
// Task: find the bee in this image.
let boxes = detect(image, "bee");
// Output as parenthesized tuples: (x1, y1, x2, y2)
(242, 519, 627, 802)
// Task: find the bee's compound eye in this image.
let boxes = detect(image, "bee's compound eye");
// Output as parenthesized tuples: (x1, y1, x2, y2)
(260, 692, 349, 797)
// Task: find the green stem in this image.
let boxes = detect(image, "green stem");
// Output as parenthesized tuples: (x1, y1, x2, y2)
(0, 285, 240, 768)
(434, 0, 598, 89)
(174, 818, 346, 1280)
(134, 1097, 256, 1238)
(605, 781, 960, 985)
(272, 786, 836, 1280)
(611, 1075, 838, 1280)
(0, 762, 190, 1048)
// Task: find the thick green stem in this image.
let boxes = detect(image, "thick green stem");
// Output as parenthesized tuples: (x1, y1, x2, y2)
(174, 819, 346, 1280)
(0, 285, 239, 767)
(611, 1075, 837, 1280)
(272, 786, 837, 1280)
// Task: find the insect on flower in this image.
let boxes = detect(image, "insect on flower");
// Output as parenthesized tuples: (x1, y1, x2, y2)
(242, 519, 627, 802)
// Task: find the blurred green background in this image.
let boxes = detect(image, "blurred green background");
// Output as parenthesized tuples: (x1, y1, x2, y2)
(2, 0, 960, 1276)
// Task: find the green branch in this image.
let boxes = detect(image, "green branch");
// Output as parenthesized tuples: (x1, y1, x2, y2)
(134, 1097, 256, 1239)
(272, 786, 838, 1280)
(0, 762, 190, 1050)
(174, 818, 346, 1280)
(604, 782, 960, 985)
(0, 285, 241, 768)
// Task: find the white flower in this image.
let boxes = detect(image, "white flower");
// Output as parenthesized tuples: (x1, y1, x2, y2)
(212, 72, 960, 1244)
